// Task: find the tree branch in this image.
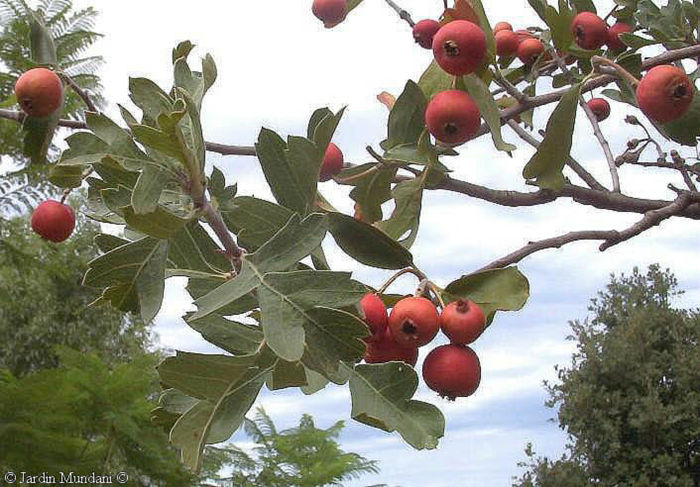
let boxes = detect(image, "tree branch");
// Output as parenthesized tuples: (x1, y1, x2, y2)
(61, 74, 98, 113)
(382, 0, 415, 27)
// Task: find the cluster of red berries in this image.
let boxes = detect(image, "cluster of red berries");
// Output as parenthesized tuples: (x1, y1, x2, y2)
(360, 292, 486, 400)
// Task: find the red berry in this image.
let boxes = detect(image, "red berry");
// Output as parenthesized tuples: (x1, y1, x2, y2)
(432, 20, 486, 76)
(388, 296, 440, 348)
(571, 12, 608, 50)
(422, 344, 481, 400)
(514, 29, 536, 44)
(14, 68, 63, 118)
(364, 327, 419, 366)
(517, 38, 545, 65)
(440, 300, 485, 345)
(493, 22, 513, 34)
(495, 30, 520, 57)
(31, 200, 75, 243)
(312, 0, 347, 28)
(319, 142, 344, 181)
(413, 19, 441, 49)
(360, 293, 388, 339)
(425, 90, 481, 146)
(636, 65, 694, 124)
(586, 97, 611, 122)
(607, 22, 632, 50)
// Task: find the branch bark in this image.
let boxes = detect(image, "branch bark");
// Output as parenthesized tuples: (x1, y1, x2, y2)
(383, 0, 415, 27)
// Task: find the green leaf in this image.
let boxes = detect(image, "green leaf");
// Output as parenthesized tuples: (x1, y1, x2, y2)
(28, 11, 57, 65)
(545, 3, 575, 50)
(469, 0, 495, 59)
(49, 164, 85, 188)
(191, 214, 327, 320)
(83, 237, 169, 322)
(463, 75, 516, 152)
(131, 165, 167, 214)
(347, 0, 364, 12)
(223, 196, 293, 251)
(159, 352, 267, 470)
(348, 165, 397, 223)
(418, 61, 454, 100)
(22, 106, 62, 164)
(169, 222, 231, 274)
(186, 314, 264, 355)
(528, 0, 549, 22)
(255, 128, 320, 215)
(123, 206, 190, 239)
(385, 81, 428, 150)
(129, 77, 174, 121)
(659, 92, 700, 146)
(327, 213, 413, 269)
(445, 266, 530, 322)
(376, 176, 425, 248)
(522, 83, 582, 190)
(311, 107, 345, 154)
(350, 363, 445, 449)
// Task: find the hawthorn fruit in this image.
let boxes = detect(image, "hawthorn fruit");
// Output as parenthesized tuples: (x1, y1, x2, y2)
(388, 296, 440, 348)
(607, 22, 632, 51)
(495, 30, 520, 57)
(440, 300, 486, 345)
(587, 97, 611, 122)
(493, 21, 513, 34)
(364, 327, 419, 366)
(422, 344, 481, 399)
(319, 142, 344, 181)
(31, 200, 75, 243)
(360, 293, 388, 339)
(517, 38, 545, 65)
(413, 19, 441, 49)
(571, 12, 608, 50)
(636, 65, 694, 124)
(14, 67, 63, 118)
(432, 20, 486, 76)
(425, 90, 481, 146)
(312, 0, 348, 28)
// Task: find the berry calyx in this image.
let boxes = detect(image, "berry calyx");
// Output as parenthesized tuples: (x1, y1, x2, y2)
(413, 19, 441, 49)
(587, 98, 611, 122)
(440, 300, 486, 345)
(425, 90, 481, 146)
(14, 68, 63, 118)
(319, 143, 344, 181)
(607, 22, 632, 50)
(432, 20, 486, 76)
(364, 327, 418, 366)
(422, 344, 481, 400)
(360, 293, 388, 340)
(312, 0, 348, 28)
(636, 65, 694, 124)
(495, 30, 520, 57)
(571, 12, 608, 50)
(31, 200, 75, 243)
(517, 38, 545, 65)
(493, 22, 513, 34)
(388, 296, 440, 348)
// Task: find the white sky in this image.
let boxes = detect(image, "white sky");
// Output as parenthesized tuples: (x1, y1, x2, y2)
(68, 1, 700, 485)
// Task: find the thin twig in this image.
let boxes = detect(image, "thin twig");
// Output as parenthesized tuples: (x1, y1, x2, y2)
(506, 119, 606, 191)
(61, 74, 98, 113)
(383, 0, 415, 27)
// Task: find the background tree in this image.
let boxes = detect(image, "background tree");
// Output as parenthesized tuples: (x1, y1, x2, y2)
(0, 0, 103, 215)
(209, 407, 380, 487)
(513, 265, 700, 486)
(0, 212, 150, 376)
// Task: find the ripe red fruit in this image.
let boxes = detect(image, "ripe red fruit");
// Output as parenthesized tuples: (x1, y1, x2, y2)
(31, 200, 75, 243)
(413, 19, 441, 49)
(495, 30, 520, 57)
(425, 90, 481, 146)
(364, 327, 418, 366)
(517, 38, 545, 65)
(422, 344, 481, 399)
(636, 65, 694, 124)
(432, 20, 486, 76)
(14, 68, 63, 118)
(571, 12, 608, 50)
(607, 22, 632, 50)
(319, 142, 344, 181)
(514, 29, 536, 43)
(586, 97, 611, 122)
(388, 296, 440, 348)
(493, 22, 513, 34)
(312, 0, 347, 28)
(360, 293, 388, 339)
(440, 300, 486, 345)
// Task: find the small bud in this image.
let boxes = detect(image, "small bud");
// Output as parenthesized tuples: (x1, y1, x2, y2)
(624, 115, 641, 125)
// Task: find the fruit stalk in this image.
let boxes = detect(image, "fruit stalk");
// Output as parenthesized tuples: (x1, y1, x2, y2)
(382, 0, 415, 27)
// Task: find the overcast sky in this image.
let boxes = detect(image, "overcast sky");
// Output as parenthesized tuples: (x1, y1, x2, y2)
(69, 1, 700, 485)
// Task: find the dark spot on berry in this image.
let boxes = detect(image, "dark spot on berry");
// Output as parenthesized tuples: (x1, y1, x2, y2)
(444, 40, 460, 57)
(401, 320, 417, 336)
(444, 123, 458, 135)
(672, 83, 688, 99)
